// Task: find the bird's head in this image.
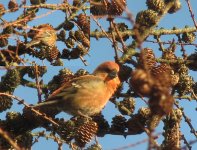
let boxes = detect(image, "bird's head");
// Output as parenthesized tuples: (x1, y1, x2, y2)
(93, 61, 120, 82)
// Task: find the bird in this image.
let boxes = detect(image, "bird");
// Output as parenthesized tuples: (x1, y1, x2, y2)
(33, 61, 121, 117)
(26, 24, 57, 48)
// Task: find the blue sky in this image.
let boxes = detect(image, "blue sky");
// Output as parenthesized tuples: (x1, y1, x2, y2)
(1, 0, 197, 149)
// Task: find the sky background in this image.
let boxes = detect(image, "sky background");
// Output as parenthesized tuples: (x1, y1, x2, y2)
(0, 0, 197, 149)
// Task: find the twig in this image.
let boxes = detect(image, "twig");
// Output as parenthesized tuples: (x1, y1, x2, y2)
(112, 20, 127, 52)
(181, 134, 192, 150)
(145, 39, 197, 46)
(0, 128, 21, 150)
(0, 93, 59, 126)
(34, 65, 43, 103)
(155, 36, 165, 52)
(181, 139, 197, 150)
(174, 101, 197, 139)
(185, 0, 197, 29)
(90, 27, 197, 39)
(91, 15, 123, 53)
(109, 20, 119, 61)
(177, 34, 187, 59)
(112, 133, 161, 150)
(79, 56, 88, 66)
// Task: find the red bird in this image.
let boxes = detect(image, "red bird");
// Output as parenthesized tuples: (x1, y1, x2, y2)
(34, 61, 120, 117)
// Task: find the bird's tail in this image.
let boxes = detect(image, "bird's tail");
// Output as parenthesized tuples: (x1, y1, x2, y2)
(33, 100, 61, 116)
(23, 100, 60, 123)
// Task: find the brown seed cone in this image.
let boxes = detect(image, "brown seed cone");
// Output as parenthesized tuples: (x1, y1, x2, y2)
(118, 97, 135, 116)
(77, 14, 87, 27)
(46, 46, 60, 61)
(171, 73, 179, 86)
(75, 121, 98, 147)
(130, 69, 154, 97)
(73, 0, 81, 7)
(0, 4, 5, 17)
(108, 0, 126, 16)
(81, 35, 90, 48)
(119, 65, 132, 82)
(0, 37, 8, 47)
(75, 69, 89, 77)
(82, 21, 90, 36)
(166, 0, 181, 14)
(48, 68, 74, 93)
(92, 113, 110, 137)
(151, 63, 173, 89)
(138, 48, 156, 70)
(146, 0, 165, 13)
(30, 0, 46, 5)
(135, 10, 158, 27)
(0, 95, 13, 112)
(90, 0, 109, 17)
(61, 49, 70, 59)
(77, 14, 90, 35)
(75, 30, 90, 48)
(182, 32, 196, 43)
(110, 115, 127, 133)
(162, 50, 177, 61)
(187, 52, 197, 71)
(162, 49, 179, 71)
(54, 119, 76, 142)
(147, 114, 162, 131)
(8, 0, 18, 12)
(127, 107, 151, 134)
(149, 91, 174, 116)
(161, 109, 182, 150)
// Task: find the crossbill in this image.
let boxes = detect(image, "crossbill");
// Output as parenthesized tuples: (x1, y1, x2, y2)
(26, 24, 57, 48)
(33, 61, 120, 117)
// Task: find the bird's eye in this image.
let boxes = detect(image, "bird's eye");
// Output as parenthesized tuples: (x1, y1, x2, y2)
(108, 69, 118, 78)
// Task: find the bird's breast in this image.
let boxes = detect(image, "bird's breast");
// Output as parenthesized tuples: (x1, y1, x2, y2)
(70, 85, 111, 116)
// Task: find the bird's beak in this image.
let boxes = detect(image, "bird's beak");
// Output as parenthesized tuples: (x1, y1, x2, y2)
(109, 70, 118, 79)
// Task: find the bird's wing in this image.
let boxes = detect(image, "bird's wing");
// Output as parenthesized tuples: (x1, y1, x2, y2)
(46, 75, 104, 101)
